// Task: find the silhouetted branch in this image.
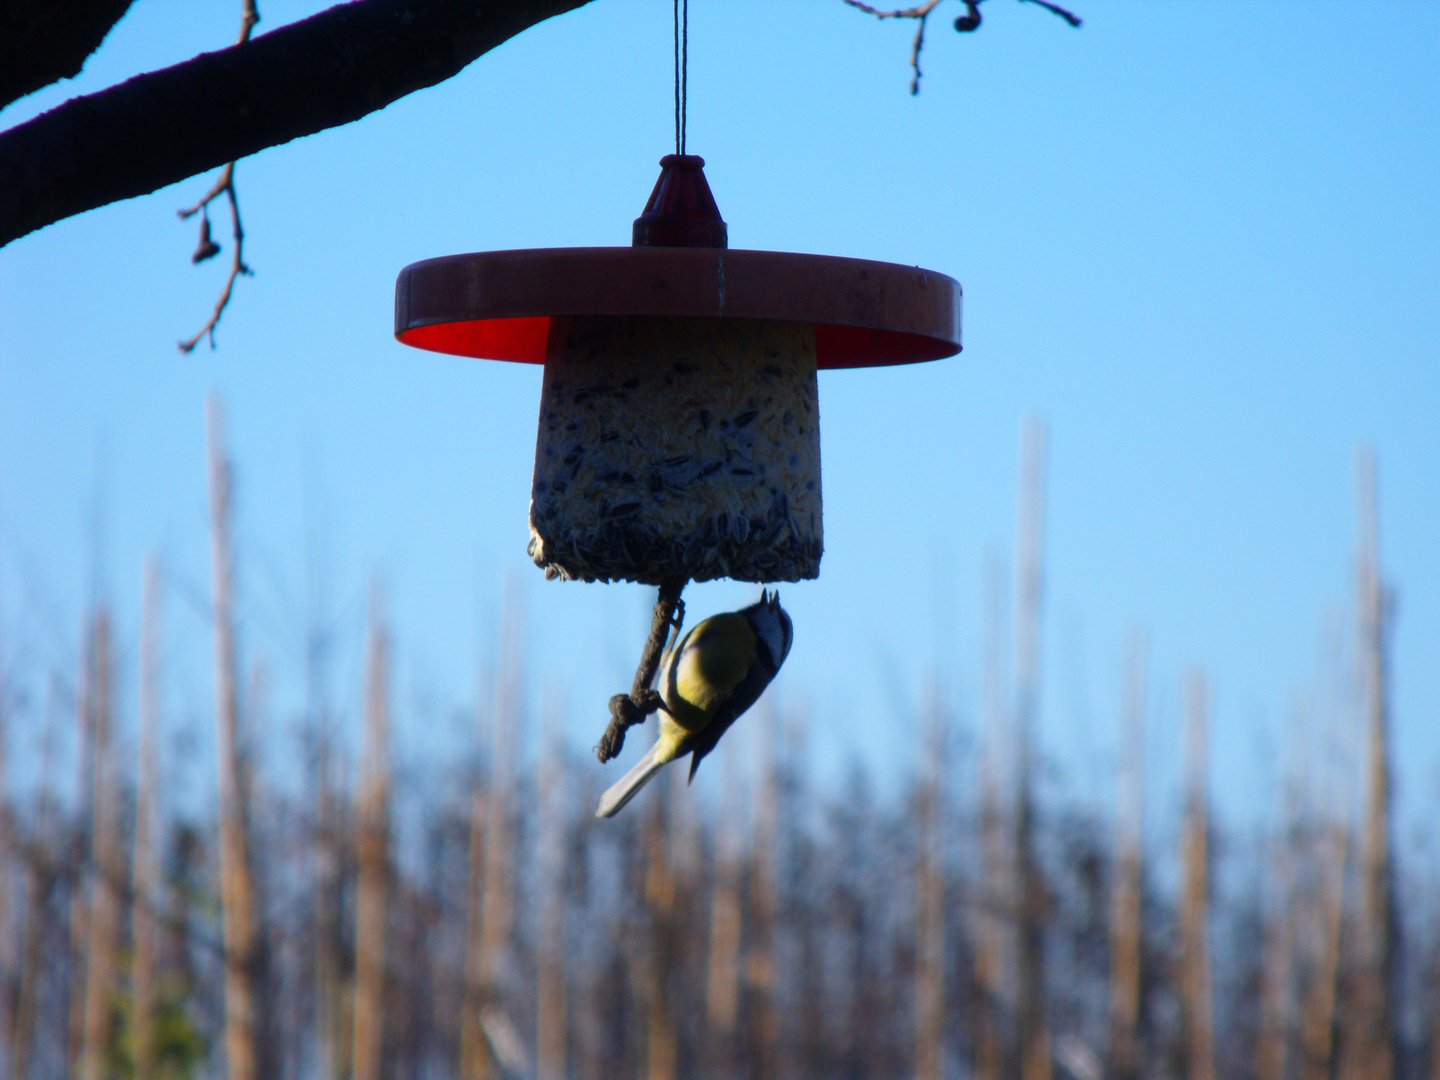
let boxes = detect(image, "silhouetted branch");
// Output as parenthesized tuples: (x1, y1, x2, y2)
(178, 163, 251, 353)
(176, 1, 259, 353)
(844, 0, 1080, 94)
(1020, 0, 1081, 28)
(842, 0, 945, 94)
(0, 0, 136, 110)
(842, 0, 943, 16)
(0, 0, 593, 248)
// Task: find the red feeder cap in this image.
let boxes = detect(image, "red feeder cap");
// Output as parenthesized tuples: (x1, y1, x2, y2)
(395, 247, 960, 368)
(632, 155, 728, 249)
(395, 154, 959, 368)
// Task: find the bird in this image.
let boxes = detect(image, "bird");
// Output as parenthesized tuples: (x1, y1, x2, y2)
(596, 590, 793, 818)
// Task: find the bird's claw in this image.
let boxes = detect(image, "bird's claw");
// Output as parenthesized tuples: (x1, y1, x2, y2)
(632, 688, 664, 715)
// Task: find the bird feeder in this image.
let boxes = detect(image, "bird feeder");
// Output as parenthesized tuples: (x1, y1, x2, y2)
(394, 155, 961, 587)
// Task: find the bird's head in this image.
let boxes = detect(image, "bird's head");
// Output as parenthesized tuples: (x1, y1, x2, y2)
(744, 589, 793, 671)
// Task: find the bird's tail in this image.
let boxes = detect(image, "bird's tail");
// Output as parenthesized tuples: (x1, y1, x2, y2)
(595, 745, 666, 819)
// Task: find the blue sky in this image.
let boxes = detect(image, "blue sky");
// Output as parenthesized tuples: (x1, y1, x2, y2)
(1, 1, 1436, 854)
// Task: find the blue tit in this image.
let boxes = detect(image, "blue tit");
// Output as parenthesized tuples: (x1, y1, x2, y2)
(596, 590, 793, 818)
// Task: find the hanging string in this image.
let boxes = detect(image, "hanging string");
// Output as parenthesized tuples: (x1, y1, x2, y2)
(682, 0, 688, 154)
(673, 0, 688, 155)
(673, 0, 679, 155)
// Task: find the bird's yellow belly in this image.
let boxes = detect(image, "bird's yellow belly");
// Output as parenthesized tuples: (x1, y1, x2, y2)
(660, 690, 712, 734)
(654, 716, 692, 764)
(655, 610, 756, 757)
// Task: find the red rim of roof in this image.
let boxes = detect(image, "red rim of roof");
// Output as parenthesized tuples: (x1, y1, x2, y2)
(393, 155, 961, 369)
(395, 247, 961, 369)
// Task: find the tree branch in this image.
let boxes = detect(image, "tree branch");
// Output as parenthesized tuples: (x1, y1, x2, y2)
(176, 0, 259, 354)
(0, 0, 136, 111)
(1020, 0, 1082, 29)
(841, 0, 943, 15)
(842, 1, 944, 94)
(177, 163, 251, 353)
(0, 0, 593, 248)
(844, 0, 1080, 94)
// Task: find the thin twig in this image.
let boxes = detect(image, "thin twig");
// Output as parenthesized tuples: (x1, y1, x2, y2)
(1020, 0, 1081, 28)
(842, 0, 943, 16)
(176, 166, 232, 220)
(842, 0, 943, 94)
(907, 12, 932, 94)
(237, 0, 260, 43)
(178, 164, 251, 353)
(176, 0, 259, 354)
(844, 0, 1080, 94)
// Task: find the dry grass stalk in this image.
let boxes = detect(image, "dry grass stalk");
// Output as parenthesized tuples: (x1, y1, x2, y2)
(1300, 788, 1349, 1080)
(131, 558, 164, 1078)
(705, 738, 744, 1077)
(460, 677, 488, 1080)
(311, 634, 345, 1080)
(313, 776, 346, 1080)
(12, 850, 45, 1080)
(0, 624, 9, 1056)
(1296, 618, 1351, 1080)
(1108, 628, 1146, 1080)
(1179, 671, 1216, 1080)
(1015, 417, 1051, 1080)
(79, 608, 120, 1080)
(68, 623, 94, 1077)
(749, 701, 782, 1080)
(13, 678, 61, 1080)
(974, 550, 1011, 1080)
(467, 580, 523, 1080)
(1257, 704, 1303, 1080)
(207, 393, 259, 1080)
(314, 788, 345, 1079)
(1339, 447, 1395, 1080)
(69, 890, 89, 1070)
(1430, 948, 1440, 1080)
(915, 678, 946, 1080)
(777, 706, 813, 1080)
(353, 584, 390, 1080)
(12, 846, 42, 1079)
(644, 795, 677, 1080)
(536, 691, 567, 1080)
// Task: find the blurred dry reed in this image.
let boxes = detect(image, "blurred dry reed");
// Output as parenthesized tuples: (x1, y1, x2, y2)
(0, 412, 1429, 1080)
